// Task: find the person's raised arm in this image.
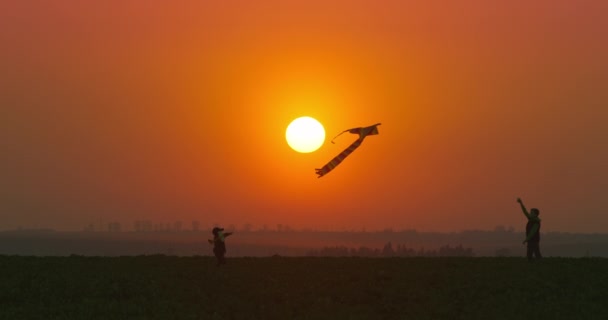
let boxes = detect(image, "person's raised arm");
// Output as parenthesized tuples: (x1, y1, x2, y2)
(517, 197, 531, 219)
(224, 232, 233, 238)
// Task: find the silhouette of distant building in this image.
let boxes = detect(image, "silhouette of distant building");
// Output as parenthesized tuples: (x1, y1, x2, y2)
(108, 222, 121, 232)
(134, 220, 152, 232)
(173, 221, 182, 232)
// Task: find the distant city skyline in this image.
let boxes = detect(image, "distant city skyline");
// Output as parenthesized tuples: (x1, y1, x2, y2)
(2, 227, 608, 258)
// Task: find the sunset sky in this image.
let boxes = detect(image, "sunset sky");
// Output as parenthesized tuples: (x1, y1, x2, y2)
(1, 0, 607, 233)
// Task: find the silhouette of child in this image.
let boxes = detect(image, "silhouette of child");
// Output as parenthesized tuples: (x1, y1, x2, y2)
(209, 227, 233, 266)
(517, 198, 542, 261)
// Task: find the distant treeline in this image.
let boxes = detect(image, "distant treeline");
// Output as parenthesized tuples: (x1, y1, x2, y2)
(306, 242, 474, 257)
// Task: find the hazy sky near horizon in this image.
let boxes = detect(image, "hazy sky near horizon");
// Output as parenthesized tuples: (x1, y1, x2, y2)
(1, 0, 607, 232)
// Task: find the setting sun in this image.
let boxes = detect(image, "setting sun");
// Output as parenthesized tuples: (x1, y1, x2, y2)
(286, 117, 325, 153)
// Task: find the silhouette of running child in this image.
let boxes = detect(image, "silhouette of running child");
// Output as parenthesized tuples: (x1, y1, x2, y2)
(208, 227, 233, 266)
(517, 198, 542, 261)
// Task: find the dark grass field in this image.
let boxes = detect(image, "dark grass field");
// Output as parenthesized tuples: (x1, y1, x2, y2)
(1, 256, 607, 319)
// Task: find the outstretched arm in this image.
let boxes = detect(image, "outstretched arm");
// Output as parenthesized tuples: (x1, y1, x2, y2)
(224, 232, 233, 238)
(517, 198, 531, 219)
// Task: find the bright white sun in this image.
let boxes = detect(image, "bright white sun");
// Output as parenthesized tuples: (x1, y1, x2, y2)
(286, 116, 325, 153)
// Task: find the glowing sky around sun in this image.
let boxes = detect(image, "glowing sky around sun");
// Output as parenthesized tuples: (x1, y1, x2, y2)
(1, 0, 607, 233)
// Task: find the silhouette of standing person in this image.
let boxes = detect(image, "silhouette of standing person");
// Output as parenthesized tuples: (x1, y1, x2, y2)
(517, 198, 542, 261)
(209, 227, 233, 266)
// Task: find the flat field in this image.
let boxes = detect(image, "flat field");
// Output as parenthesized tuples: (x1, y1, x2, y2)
(0, 256, 606, 319)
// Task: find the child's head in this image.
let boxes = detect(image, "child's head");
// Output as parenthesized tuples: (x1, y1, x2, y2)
(530, 208, 540, 217)
(212, 227, 224, 236)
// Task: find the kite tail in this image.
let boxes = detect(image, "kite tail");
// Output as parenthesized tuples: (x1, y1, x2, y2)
(315, 138, 363, 177)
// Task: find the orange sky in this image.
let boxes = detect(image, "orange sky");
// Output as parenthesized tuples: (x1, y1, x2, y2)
(1, 0, 607, 232)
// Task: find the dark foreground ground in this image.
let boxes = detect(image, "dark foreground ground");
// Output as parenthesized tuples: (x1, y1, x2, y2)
(0, 256, 606, 319)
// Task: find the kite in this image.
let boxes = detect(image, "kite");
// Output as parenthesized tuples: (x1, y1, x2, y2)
(315, 123, 381, 178)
